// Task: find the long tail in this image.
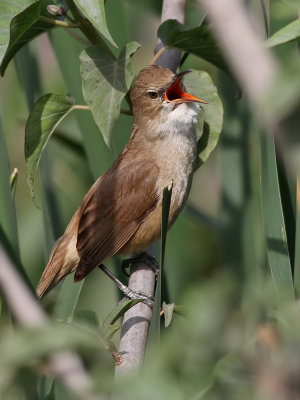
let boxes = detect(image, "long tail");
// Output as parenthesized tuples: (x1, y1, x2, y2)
(36, 233, 79, 298)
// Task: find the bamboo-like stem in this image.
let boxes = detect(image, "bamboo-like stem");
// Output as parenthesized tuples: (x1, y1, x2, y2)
(115, 0, 187, 379)
(115, 246, 156, 379)
(0, 245, 104, 400)
(39, 16, 80, 28)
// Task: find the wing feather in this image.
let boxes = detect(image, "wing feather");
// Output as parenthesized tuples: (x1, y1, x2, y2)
(75, 158, 159, 281)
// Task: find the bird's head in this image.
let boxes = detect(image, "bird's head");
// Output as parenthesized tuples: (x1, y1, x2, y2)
(130, 65, 207, 134)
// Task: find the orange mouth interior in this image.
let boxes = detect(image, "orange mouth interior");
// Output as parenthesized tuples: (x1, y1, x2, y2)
(165, 78, 207, 104)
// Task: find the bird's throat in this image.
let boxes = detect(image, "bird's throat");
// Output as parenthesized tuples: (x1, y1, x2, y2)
(153, 102, 201, 138)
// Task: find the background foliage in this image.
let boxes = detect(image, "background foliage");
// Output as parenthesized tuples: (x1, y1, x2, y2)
(0, 0, 300, 399)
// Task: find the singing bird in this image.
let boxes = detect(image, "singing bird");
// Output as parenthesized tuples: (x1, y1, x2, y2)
(36, 65, 207, 298)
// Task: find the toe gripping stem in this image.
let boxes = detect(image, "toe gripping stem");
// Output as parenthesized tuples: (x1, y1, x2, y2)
(98, 264, 154, 308)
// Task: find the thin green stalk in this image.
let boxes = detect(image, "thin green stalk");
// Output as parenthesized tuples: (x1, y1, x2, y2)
(73, 105, 90, 111)
(73, 104, 132, 115)
(39, 16, 80, 28)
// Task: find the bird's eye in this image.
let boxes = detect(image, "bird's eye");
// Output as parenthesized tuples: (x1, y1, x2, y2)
(148, 91, 158, 99)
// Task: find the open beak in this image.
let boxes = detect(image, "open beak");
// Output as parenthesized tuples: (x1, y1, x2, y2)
(165, 71, 208, 104)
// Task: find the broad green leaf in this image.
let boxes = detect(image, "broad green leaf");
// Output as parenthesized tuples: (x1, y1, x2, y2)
(80, 41, 140, 148)
(184, 70, 223, 166)
(157, 20, 230, 76)
(73, 0, 117, 47)
(103, 299, 142, 326)
(261, 133, 295, 302)
(265, 19, 300, 48)
(0, 0, 39, 69)
(25, 93, 75, 201)
(50, 28, 114, 179)
(0, 0, 55, 76)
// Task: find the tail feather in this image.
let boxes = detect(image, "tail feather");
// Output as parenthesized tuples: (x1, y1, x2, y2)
(36, 234, 79, 298)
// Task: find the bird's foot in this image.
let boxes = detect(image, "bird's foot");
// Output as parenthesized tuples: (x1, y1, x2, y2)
(98, 264, 154, 308)
(122, 288, 154, 308)
(121, 253, 159, 277)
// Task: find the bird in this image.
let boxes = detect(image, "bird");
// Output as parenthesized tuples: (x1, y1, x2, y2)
(36, 65, 207, 299)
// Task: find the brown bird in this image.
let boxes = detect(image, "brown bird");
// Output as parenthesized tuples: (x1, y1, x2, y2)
(36, 65, 207, 298)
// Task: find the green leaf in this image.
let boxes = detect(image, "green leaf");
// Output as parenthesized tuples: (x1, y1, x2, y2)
(103, 299, 142, 326)
(25, 93, 75, 202)
(183, 70, 223, 166)
(50, 28, 114, 179)
(261, 133, 295, 302)
(73, 0, 117, 47)
(162, 302, 174, 328)
(265, 19, 300, 48)
(80, 41, 140, 148)
(0, 0, 54, 76)
(157, 20, 230, 76)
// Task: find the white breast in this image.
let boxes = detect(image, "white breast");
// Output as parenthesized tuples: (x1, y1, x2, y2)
(152, 102, 201, 209)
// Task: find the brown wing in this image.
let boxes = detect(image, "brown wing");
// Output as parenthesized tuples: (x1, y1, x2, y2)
(74, 159, 159, 281)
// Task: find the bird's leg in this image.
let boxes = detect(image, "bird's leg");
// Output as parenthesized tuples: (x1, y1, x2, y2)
(121, 252, 159, 278)
(98, 264, 154, 308)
